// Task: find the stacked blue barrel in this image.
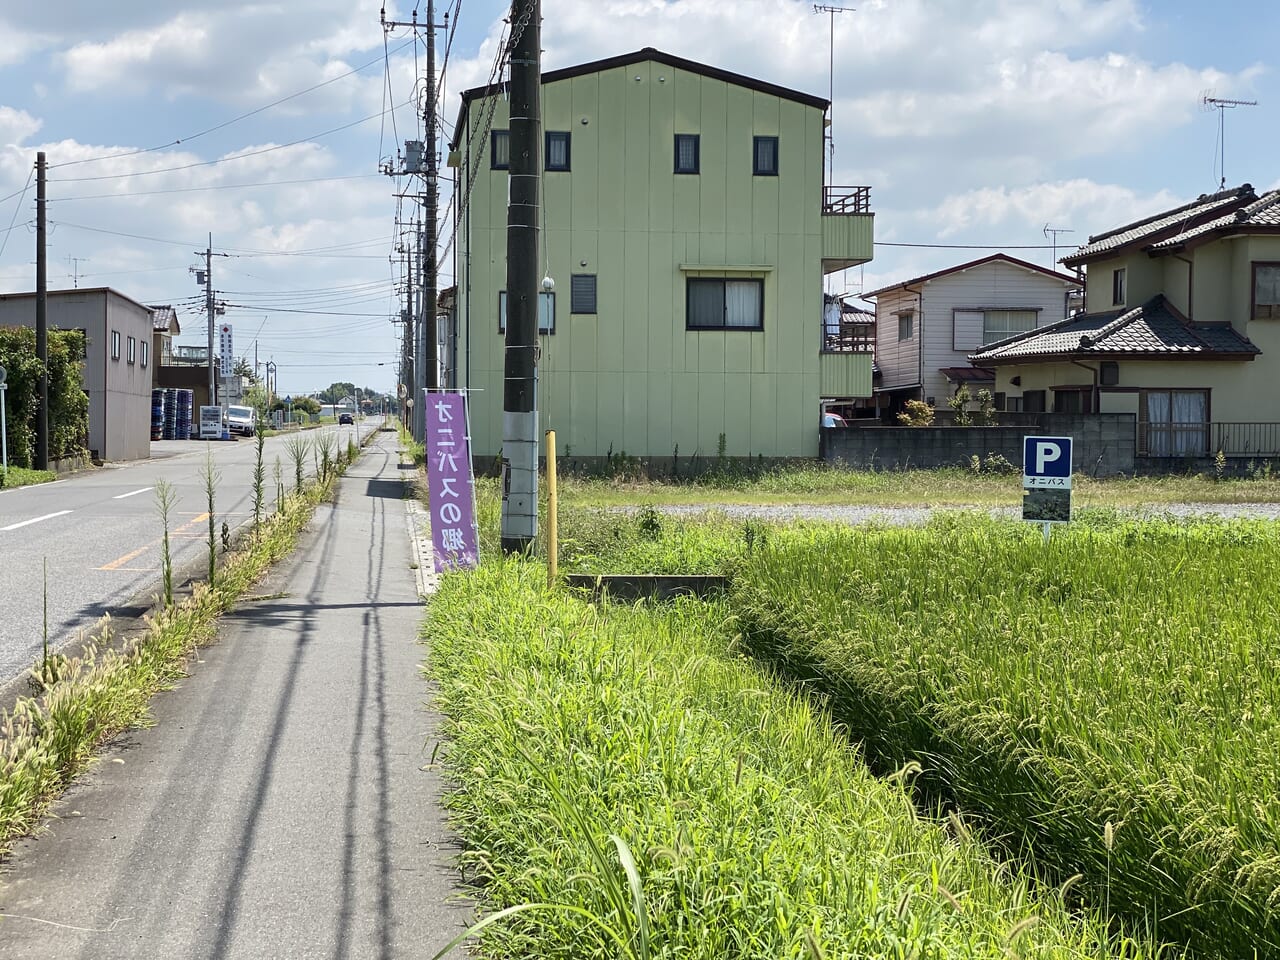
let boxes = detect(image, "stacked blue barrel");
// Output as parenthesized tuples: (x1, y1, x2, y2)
(151, 389, 165, 441)
(162, 389, 177, 440)
(176, 389, 193, 439)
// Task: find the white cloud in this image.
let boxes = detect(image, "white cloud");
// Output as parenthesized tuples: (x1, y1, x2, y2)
(0, 106, 42, 145)
(924, 179, 1182, 238)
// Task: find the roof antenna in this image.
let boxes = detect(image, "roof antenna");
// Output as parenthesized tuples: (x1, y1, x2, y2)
(1043, 223, 1073, 269)
(1202, 92, 1258, 190)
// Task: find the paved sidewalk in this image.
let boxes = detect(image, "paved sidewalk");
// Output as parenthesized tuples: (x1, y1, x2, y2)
(0, 431, 468, 959)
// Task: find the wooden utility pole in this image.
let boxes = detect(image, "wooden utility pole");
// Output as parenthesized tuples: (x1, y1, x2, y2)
(34, 152, 48, 470)
(500, 0, 541, 555)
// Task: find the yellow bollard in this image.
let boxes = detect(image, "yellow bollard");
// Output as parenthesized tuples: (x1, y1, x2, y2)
(546, 429, 558, 586)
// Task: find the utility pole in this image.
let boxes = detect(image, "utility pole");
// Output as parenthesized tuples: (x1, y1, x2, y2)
(424, 0, 440, 398)
(501, 0, 541, 555)
(195, 237, 229, 409)
(34, 151, 48, 471)
(382, 4, 441, 441)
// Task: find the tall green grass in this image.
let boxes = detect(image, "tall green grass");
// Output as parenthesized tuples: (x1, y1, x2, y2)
(732, 514, 1280, 957)
(427, 560, 1158, 958)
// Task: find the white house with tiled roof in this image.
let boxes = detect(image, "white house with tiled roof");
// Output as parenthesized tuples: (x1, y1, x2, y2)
(971, 184, 1280, 459)
(862, 253, 1080, 416)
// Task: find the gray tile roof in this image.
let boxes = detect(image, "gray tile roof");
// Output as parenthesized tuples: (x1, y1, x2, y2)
(1147, 189, 1280, 251)
(969, 295, 1259, 363)
(1061, 185, 1256, 265)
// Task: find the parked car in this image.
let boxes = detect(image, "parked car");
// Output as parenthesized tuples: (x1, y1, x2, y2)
(821, 412, 848, 428)
(338, 411, 355, 425)
(226, 405, 258, 437)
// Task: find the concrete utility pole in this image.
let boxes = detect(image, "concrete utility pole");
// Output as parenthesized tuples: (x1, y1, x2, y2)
(501, 0, 541, 555)
(382, 4, 441, 441)
(424, 0, 440, 398)
(204, 238, 215, 407)
(34, 151, 48, 470)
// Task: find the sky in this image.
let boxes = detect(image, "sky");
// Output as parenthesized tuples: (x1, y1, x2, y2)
(0, 0, 1276, 396)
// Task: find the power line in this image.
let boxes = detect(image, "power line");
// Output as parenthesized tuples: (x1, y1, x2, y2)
(49, 40, 417, 171)
(0, 169, 33, 262)
(47, 173, 383, 203)
(52, 95, 416, 185)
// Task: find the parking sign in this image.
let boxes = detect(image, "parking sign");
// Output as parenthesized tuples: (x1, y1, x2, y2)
(1022, 436, 1072, 489)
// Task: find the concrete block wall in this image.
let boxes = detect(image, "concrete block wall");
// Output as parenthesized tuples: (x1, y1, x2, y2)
(822, 414, 1137, 476)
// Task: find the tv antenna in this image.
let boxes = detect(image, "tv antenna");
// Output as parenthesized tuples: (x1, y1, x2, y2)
(813, 4, 855, 188)
(65, 255, 90, 288)
(1043, 224, 1073, 267)
(1202, 92, 1257, 190)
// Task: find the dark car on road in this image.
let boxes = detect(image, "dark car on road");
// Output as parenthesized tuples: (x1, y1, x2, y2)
(338, 412, 354, 425)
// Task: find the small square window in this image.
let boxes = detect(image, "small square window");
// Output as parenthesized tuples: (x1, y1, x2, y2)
(491, 130, 510, 170)
(111, 330, 121, 360)
(674, 134, 699, 174)
(545, 131, 570, 171)
(127, 335, 136, 364)
(141, 341, 150, 368)
(498, 291, 555, 334)
(753, 136, 779, 176)
(570, 274, 597, 314)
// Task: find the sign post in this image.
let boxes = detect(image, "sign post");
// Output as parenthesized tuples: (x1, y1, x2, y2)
(424, 389, 480, 571)
(0, 364, 7, 474)
(1022, 435, 1073, 540)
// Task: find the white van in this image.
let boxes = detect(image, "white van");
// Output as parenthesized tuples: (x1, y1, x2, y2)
(226, 405, 258, 437)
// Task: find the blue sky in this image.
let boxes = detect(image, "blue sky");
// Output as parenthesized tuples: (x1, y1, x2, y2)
(0, 0, 1275, 395)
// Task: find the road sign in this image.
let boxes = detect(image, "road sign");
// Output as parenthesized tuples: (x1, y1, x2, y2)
(1023, 435, 1073, 525)
(0, 364, 6, 385)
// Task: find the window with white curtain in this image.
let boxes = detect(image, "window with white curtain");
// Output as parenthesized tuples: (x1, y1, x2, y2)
(674, 134, 699, 174)
(1254, 263, 1280, 319)
(1140, 388, 1208, 457)
(545, 132, 570, 171)
(982, 309, 1037, 343)
(686, 278, 764, 330)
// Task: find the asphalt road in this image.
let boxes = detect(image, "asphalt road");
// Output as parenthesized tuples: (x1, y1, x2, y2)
(0, 422, 368, 688)
(0, 431, 469, 958)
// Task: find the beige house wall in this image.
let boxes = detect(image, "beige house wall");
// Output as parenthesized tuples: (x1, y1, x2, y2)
(454, 57, 871, 459)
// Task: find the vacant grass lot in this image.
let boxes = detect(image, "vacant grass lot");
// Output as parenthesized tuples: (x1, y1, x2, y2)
(552, 463, 1280, 509)
(731, 515, 1280, 959)
(427, 560, 1156, 959)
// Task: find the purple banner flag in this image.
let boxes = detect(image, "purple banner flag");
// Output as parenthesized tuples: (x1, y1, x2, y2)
(424, 390, 480, 571)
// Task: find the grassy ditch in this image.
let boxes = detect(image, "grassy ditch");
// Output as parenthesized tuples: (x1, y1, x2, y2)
(427, 560, 1158, 959)
(730, 514, 1280, 958)
(0, 446, 356, 853)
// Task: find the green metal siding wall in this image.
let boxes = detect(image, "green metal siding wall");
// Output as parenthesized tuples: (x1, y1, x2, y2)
(819, 352, 873, 398)
(457, 60, 845, 459)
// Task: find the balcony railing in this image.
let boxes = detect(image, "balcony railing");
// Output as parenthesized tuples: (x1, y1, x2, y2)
(822, 328, 875, 353)
(1210, 422, 1280, 457)
(1138, 421, 1280, 458)
(823, 185, 872, 215)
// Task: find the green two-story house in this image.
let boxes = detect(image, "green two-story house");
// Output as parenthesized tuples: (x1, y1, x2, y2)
(447, 47, 874, 462)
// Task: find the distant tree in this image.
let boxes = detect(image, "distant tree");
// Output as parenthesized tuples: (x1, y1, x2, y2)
(232, 357, 258, 383)
(318, 381, 356, 405)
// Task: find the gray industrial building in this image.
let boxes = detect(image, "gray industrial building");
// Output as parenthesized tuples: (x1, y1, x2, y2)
(0, 287, 154, 461)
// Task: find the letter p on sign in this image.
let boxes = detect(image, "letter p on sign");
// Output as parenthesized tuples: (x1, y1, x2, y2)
(1035, 442, 1061, 475)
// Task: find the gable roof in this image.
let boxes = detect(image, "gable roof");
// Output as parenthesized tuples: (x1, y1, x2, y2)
(969, 295, 1259, 364)
(150, 304, 181, 334)
(1060, 184, 1256, 266)
(450, 48, 826, 150)
(1147, 189, 1280, 253)
(861, 253, 1079, 300)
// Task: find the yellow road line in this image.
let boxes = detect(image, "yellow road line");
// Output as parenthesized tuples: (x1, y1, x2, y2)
(98, 513, 210, 571)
